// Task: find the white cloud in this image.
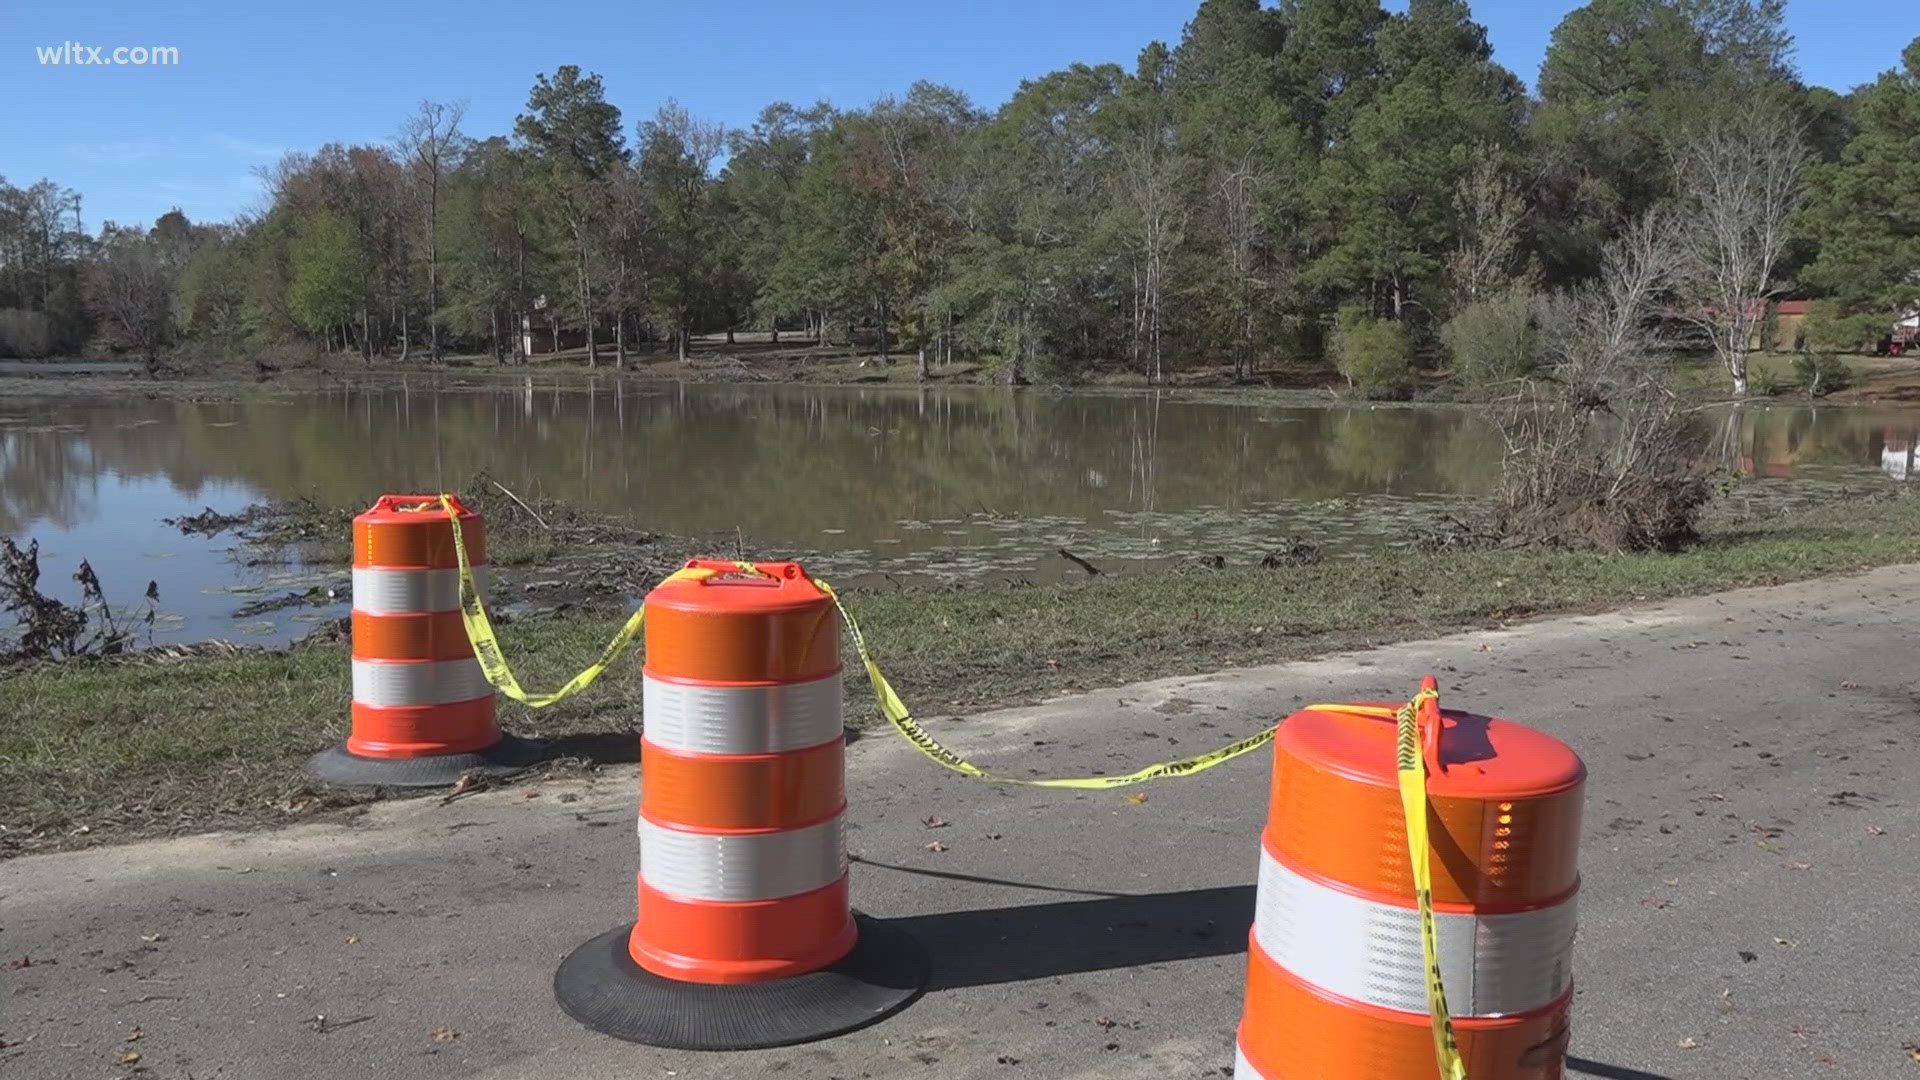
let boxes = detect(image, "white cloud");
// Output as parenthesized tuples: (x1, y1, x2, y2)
(205, 132, 285, 159)
(68, 138, 176, 164)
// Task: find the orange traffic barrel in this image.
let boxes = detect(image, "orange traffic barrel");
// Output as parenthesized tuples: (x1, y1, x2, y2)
(306, 494, 542, 787)
(1236, 687, 1585, 1079)
(553, 559, 926, 1049)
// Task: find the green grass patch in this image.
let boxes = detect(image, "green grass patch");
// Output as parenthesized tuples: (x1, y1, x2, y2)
(8, 489, 1920, 854)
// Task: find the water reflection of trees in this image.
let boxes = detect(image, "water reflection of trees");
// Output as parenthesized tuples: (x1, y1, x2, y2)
(0, 401, 234, 534)
(1721, 405, 1910, 480)
(0, 385, 1549, 545)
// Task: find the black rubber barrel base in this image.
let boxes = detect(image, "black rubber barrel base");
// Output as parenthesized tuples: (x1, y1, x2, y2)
(553, 912, 928, 1050)
(304, 733, 547, 788)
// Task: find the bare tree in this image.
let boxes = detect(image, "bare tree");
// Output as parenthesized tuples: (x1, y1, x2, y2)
(1215, 149, 1271, 381)
(1669, 107, 1808, 396)
(1492, 212, 1709, 551)
(1447, 144, 1528, 310)
(1115, 133, 1185, 385)
(86, 224, 183, 374)
(396, 100, 467, 362)
(600, 164, 650, 369)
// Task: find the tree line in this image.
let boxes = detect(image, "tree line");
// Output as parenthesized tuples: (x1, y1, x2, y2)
(1, 0, 1915, 396)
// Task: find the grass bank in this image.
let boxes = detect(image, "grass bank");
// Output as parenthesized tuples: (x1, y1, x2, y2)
(7, 488, 1920, 856)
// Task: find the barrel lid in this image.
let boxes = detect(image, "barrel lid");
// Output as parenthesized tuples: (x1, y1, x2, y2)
(645, 560, 831, 616)
(1278, 705, 1584, 799)
(357, 494, 477, 524)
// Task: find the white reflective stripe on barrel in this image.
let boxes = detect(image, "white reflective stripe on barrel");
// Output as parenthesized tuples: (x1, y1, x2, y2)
(351, 658, 493, 707)
(1233, 1044, 1262, 1080)
(641, 673, 844, 754)
(352, 565, 488, 615)
(1255, 848, 1576, 1018)
(638, 813, 847, 902)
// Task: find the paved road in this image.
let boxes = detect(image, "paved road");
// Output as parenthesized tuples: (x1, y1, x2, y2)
(7, 566, 1920, 1079)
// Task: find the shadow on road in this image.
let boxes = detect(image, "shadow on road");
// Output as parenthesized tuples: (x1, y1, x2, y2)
(868, 869, 1675, 1080)
(545, 724, 868, 765)
(885, 882, 1255, 991)
(1567, 1056, 1678, 1080)
(850, 854, 1138, 898)
(540, 731, 640, 764)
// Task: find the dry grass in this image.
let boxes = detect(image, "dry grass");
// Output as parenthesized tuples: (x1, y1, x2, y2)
(8, 487, 1920, 856)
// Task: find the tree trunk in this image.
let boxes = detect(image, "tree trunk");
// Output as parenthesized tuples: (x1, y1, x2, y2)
(918, 347, 928, 382)
(573, 222, 596, 368)
(361, 307, 372, 365)
(1130, 264, 1142, 369)
(427, 171, 441, 363)
(1005, 309, 1025, 386)
(771, 324, 779, 344)
(398, 307, 410, 363)
(1728, 326, 1749, 396)
(615, 312, 627, 369)
(677, 329, 688, 362)
(513, 227, 527, 365)
(877, 301, 890, 362)
(726, 326, 736, 345)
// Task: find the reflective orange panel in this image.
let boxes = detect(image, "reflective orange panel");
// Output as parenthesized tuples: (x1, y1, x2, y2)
(351, 610, 476, 662)
(632, 877, 857, 984)
(1267, 707, 1585, 906)
(353, 494, 485, 569)
(1239, 939, 1570, 1080)
(641, 737, 846, 831)
(346, 697, 497, 757)
(643, 563, 839, 683)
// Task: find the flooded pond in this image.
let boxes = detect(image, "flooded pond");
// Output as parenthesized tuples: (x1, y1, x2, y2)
(2, 379, 1914, 645)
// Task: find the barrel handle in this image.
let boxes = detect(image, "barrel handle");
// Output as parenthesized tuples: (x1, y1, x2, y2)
(680, 558, 807, 585)
(376, 493, 474, 516)
(1417, 675, 1445, 773)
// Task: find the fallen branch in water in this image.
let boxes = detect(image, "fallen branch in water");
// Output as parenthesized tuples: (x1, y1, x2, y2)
(1057, 548, 1102, 576)
(484, 476, 550, 531)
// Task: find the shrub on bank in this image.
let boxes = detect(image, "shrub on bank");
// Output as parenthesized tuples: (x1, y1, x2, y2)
(1332, 308, 1414, 400)
(1440, 292, 1536, 386)
(1791, 352, 1851, 397)
(0, 308, 53, 358)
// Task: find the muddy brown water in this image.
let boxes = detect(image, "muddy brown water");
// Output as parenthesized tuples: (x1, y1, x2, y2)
(1, 379, 1913, 645)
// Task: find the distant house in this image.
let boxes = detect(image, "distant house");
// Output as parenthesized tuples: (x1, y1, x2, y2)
(517, 294, 614, 356)
(1768, 299, 1810, 351)
(1894, 310, 1920, 355)
(1659, 298, 1810, 351)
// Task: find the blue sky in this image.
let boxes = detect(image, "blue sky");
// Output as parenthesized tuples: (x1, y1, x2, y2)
(7, 0, 1911, 231)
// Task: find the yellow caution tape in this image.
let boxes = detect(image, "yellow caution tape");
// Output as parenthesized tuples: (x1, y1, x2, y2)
(1310, 686, 1466, 1080)
(436, 491, 1458, 1072)
(809, 574, 1276, 789)
(436, 494, 717, 708)
(433, 494, 1266, 780)
(1397, 684, 1468, 1080)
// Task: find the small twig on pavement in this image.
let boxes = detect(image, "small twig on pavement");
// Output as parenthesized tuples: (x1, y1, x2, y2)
(310, 1014, 375, 1035)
